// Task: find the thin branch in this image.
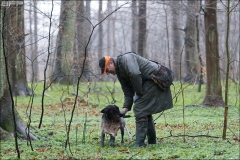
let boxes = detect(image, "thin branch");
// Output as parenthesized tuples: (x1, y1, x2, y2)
(129, 151, 141, 160)
(159, 134, 231, 142)
(229, 1, 240, 13)
(39, 0, 54, 129)
(179, 42, 186, 142)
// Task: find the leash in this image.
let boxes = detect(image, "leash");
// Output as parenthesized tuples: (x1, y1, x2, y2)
(123, 115, 133, 140)
(125, 125, 133, 140)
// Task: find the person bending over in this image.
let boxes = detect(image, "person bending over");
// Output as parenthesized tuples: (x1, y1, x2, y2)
(99, 52, 173, 147)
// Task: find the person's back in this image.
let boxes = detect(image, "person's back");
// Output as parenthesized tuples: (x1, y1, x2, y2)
(117, 53, 158, 76)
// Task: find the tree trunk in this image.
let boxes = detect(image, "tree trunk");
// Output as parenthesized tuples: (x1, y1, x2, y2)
(28, 0, 33, 82)
(112, 1, 117, 56)
(0, 90, 38, 141)
(53, 0, 65, 83)
(0, 127, 13, 140)
(203, 0, 224, 107)
(53, 0, 76, 83)
(163, 5, 171, 70)
(0, 7, 37, 140)
(222, 0, 231, 139)
(98, 0, 103, 58)
(3, 4, 31, 96)
(75, 0, 88, 81)
(107, 0, 112, 56)
(131, 0, 138, 52)
(138, 0, 147, 58)
(31, 0, 39, 83)
(182, 0, 198, 84)
(171, 1, 182, 81)
(84, 0, 91, 78)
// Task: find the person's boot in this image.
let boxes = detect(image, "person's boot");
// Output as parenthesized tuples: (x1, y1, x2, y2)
(133, 117, 148, 148)
(147, 115, 156, 144)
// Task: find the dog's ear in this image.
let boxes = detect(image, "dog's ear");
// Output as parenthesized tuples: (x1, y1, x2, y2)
(113, 105, 120, 111)
(101, 107, 108, 113)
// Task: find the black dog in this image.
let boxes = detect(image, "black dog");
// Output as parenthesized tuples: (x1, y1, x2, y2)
(101, 105, 125, 147)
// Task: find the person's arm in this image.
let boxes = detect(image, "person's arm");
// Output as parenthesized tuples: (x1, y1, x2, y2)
(121, 56, 143, 96)
(118, 77, 134, 111)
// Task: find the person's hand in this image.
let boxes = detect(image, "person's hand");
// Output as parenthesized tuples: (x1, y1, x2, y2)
(133, 94, 139, 102)
(120, 108, 128, 116)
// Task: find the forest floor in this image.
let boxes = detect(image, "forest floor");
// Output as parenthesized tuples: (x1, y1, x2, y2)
(0, 82, 239, 159)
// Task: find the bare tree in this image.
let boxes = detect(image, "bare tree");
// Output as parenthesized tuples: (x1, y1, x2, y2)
(31, 0, 39, 83)
(85, 0, 92, 52)
(222, 0, 231, 140)
(112, 1, 117, 56)
(0, 5, 37, 142)
(131, 0, 138, 52)
(3, 3, 31, 96)
(98, 0, 103, 58)
(171, 1, 182, 81)
(53, 0, 76, 83)
(74, 0, 88, 80)
(163, 4, 171, 70)
(83, 0, 91, 78)
(182, 0, 198, 83)
(138, 0, 147, 57)
(202, 0, 224, 107)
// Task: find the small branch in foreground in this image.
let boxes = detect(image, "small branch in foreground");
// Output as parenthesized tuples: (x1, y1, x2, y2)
(227, 127, 239, 142)
(158, 134, 234, 144)
(129, 151, 141, 160)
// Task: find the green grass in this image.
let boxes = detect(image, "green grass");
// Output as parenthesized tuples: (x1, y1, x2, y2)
(0, 81, 239, 159)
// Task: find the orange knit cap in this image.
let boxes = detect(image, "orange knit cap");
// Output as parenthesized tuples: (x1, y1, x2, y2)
(102, 56, 110, 75)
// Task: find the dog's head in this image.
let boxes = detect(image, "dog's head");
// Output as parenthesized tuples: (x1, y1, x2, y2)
(101, 105, 124, 122)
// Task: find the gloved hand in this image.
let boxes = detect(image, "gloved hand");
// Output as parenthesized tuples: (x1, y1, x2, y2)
(120, 108, 128, 117)
(133, 94, 139, 102)
(120, 110, 125, 115)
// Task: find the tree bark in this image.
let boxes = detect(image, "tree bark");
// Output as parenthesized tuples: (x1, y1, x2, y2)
(182, 0, 198, 84)
(203, 0, 224, 107)
(53, 0, 76, 83)
(0, 6, 37, 140)
(3, 5, 32, 96)
(222, 0, 231, 140)
(171, 1, 182, 80)
(98, 0, 103, 58)
(74, 0, 88, 81)
(31, 0, 39, 83)
(131, 0, 138, 52)
(0, 90, 38, 141)
(138, 0, 147, 58)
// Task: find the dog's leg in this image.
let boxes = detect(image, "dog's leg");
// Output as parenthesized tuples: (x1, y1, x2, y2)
(120, 126, 124, 145)
(110, 135, 115, 147)
(101, 131, 105, 147)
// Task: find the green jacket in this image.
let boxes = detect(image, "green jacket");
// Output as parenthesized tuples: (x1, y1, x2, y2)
(114, 52, 173, 118)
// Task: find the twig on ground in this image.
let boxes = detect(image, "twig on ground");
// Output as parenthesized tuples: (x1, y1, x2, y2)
(158, 134, 234, 143)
